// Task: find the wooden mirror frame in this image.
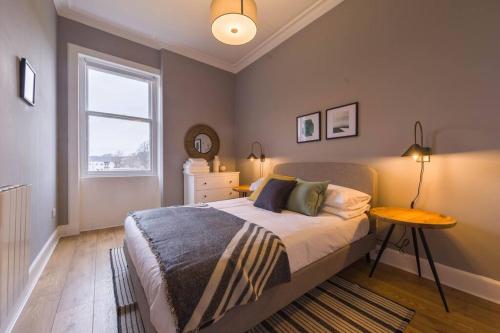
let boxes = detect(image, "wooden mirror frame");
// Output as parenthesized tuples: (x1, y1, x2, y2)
(184, 124, 220, 161)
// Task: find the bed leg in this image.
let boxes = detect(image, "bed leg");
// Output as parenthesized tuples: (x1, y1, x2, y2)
(365, 253, 371, 264)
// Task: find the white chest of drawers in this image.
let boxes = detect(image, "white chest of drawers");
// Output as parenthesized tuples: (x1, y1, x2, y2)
(183, 172, 240, 205)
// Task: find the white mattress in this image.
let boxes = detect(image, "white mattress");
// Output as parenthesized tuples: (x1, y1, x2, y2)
(124, 198, 369, 333)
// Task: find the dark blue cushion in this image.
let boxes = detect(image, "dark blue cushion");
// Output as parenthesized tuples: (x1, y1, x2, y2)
(254, 178, 297, 213)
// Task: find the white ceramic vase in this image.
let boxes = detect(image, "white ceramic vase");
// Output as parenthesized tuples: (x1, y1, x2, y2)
(213, 156, 220, 173)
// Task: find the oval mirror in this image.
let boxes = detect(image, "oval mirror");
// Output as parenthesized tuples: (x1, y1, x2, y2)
(184, 124, 220, 160)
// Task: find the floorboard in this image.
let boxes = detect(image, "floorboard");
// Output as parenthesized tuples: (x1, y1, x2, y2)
(12, 227, 500, 333)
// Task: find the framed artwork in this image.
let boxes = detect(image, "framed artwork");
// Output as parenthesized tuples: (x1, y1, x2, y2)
(297, 111, 321, 143)
(326, 102, 358, 139)
(20, 58, 36, 106)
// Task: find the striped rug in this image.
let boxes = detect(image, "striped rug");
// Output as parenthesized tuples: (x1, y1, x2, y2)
(110, 247, 415, 333)
(110, 247, 145, 333)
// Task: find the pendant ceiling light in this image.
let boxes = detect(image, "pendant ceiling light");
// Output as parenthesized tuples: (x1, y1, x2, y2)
(211, 0, 257, 45)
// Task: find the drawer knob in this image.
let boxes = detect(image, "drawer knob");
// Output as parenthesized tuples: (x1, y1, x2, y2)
(203, 195, 207, 198)
(229, 180, 233, 184)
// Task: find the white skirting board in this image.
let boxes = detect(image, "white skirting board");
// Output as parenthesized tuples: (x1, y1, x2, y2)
(1, 227, 61, 333)
(370, 247, 500, 305)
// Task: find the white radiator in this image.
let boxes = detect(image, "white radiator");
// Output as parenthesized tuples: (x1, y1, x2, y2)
(0, 185, 31, 328)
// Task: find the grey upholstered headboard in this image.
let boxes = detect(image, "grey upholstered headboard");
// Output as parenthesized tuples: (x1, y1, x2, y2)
(273, 162, 378, 205)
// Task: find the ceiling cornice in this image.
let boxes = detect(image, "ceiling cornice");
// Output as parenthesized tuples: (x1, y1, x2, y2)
(54, 0, 344, 74)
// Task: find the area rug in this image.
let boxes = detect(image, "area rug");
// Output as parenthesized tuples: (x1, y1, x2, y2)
(110, 247, 415, 333)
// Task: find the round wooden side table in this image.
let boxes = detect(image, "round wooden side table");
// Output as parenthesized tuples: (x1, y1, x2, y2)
(232, 185, 253, 198)
(369, 207, 457, 312)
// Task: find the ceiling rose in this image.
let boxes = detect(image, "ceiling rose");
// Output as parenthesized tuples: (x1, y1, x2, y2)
(211, 0, 257, 45)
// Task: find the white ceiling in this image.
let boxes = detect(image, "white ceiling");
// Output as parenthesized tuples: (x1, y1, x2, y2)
(54, 0, 344, 73)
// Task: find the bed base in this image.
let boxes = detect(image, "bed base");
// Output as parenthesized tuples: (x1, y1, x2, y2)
(124, 232, 376, 333)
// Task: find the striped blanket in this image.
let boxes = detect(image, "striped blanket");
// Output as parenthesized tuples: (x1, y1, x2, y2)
(130, 206, 291, 333)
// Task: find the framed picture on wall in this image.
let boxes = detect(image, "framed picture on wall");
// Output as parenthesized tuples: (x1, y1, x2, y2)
(297, 111, 321, 143)
(20, 58, 36, 106)
(326, 102, 358, 139)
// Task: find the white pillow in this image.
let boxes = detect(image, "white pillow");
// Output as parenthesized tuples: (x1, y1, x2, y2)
(250, 177, 264, 191)
(323, 184, 371, 210)
(322, 204, 370, 219)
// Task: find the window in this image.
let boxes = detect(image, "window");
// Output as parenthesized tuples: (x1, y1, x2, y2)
(79, 55, 159, 176)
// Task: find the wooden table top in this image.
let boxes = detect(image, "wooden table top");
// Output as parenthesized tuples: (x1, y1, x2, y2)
(370, 207, 457, 229)
(232, 185, 252, 193)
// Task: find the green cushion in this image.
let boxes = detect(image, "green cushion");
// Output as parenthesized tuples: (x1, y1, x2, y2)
(286, 179, 330, 216)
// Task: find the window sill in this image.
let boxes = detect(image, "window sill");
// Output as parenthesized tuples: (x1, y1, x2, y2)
(80, 173, 158, 179)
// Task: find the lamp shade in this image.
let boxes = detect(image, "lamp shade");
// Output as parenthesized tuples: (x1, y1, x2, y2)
(401, 143, 425, 158)
(402, 144, 432, 162)
(247, 152, 257, 161)
(211, 0, 257, 45)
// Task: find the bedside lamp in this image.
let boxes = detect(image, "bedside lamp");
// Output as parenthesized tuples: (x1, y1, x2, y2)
(402, 121, 432, 208)
(247, 141, 266, 177)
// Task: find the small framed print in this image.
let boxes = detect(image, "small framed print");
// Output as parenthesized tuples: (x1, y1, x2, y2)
(20, 58, 36, 106)
(297, 111, 321, 143)
(326, 102, 358, 139)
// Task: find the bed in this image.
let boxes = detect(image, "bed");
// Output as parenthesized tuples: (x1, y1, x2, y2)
(124, 162, 378, 333)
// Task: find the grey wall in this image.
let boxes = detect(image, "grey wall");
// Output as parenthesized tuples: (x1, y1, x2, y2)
(57, 17, 161, 225)
(234, 0, 500, 280)
(0, 0, 58, 263)
(161, 50, 236, 205)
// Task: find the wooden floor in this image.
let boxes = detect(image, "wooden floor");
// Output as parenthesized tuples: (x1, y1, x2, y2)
(13, 227, 500, 333)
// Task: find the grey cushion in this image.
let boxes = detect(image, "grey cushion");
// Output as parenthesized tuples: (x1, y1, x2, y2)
(254, 179, 297, 213)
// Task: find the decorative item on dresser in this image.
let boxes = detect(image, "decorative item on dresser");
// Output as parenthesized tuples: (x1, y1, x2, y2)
(212, 155, 220, 173)
(183, 158, 210, 174)
(184, 171, 240, 204)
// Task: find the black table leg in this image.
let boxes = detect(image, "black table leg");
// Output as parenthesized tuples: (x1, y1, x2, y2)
(411, 227, 422, 277)
(418, 228, 450, 312)
(369, 224, 395, 277)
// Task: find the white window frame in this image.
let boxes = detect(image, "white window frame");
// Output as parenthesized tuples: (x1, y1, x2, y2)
(78, 54, 160, 177)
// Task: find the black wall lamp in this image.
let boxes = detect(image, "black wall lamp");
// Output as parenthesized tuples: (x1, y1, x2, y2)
(402, 121, 432, 208)
(402, 121, 432, 163)
(247, 141, 266, 177)
(247, 141, 265, 162)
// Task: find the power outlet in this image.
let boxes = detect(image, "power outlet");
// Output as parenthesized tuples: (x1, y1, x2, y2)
(52, 208, 57, 219)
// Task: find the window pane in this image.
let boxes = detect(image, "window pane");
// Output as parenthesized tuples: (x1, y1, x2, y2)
(88, 116, 151, 172)
(87, 67, 150, 118)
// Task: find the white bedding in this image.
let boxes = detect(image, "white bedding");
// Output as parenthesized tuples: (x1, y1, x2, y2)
(124, 198, 369, 333)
